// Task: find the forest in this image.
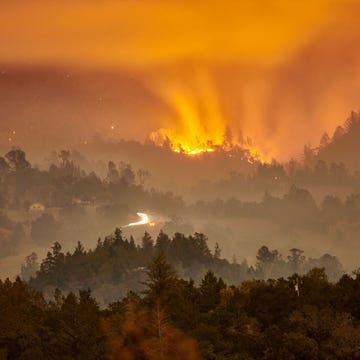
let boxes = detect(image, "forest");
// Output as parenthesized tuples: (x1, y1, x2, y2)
(1, 113, 360, 359)
(1, 253, 360, 359)
(20, 228, 343, 305)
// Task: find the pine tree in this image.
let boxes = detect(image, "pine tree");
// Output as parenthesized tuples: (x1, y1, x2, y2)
(155, 230, 171, 254)
(40, 251, 55, 275)
(214, 242, 221, 259)
(199, 271, 226, 312)
(20, 252, 39, 281)
(129, 235, 136, 250)
(52, 241, 64, 266)
(114, 227, 123, 246)
(74, 241, 85, 256)
(142, 232, 154, 256)
(143, 252, 176, 306)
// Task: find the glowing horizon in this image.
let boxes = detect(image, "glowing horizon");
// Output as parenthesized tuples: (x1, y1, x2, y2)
(1, 1, 360, 160)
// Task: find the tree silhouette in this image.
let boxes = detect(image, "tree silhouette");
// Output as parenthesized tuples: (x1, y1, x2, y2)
(143, 252, 176, 306)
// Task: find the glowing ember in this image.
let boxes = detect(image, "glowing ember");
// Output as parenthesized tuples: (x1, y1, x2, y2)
(247, 147, 266, 164)
(173, 148, 214, 156)
(150, 128, 217, 156)
(150, 126, 267, 162)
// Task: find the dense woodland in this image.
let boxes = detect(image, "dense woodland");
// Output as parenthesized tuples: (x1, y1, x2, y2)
(20, 229, 344, 304)
(2, 253, 360, 359)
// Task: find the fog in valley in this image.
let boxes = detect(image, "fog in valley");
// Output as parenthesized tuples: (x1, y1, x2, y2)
(2, 112, 360, 302)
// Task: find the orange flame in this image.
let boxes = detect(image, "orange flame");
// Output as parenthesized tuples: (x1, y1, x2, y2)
(148, 71, 267, 163)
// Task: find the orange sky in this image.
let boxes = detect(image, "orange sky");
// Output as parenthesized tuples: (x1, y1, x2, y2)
(0, 1, 335, 67)
(1, 0, 360, 159)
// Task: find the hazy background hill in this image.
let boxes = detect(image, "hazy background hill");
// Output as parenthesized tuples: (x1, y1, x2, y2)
(317, 111, 360, 170)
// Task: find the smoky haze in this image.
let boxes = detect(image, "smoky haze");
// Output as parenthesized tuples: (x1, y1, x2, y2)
(1, 1, 360, 159)
(0, 1, 360, 307)
(1, 116, 360, 286)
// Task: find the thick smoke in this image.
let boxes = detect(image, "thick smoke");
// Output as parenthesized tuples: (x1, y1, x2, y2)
(2, 1, 360, 159)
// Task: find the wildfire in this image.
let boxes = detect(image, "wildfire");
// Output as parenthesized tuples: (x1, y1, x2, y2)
(149, 128, 216, 156)
(247, 147, 266, 164)
(175, 148, 215, 156)
(150, 126, 266, 162)
(147, 70, 268, 163)
(149, 93, 266, 163)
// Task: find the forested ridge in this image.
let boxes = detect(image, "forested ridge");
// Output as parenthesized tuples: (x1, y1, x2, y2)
(2, 146, 360, 263)
(2, 253, 360, 359)
(21, 228, 344, 305)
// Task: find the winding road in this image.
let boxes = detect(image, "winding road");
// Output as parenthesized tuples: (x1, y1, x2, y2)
(126, 212, 149, 227)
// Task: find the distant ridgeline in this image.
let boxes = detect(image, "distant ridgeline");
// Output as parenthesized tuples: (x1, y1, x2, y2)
(317, 110, 360, 168)
(22, 228, 344, 305)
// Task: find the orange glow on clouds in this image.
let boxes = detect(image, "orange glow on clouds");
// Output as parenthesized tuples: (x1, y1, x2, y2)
(148, 70, 267, 161)
(1, 1, 360, 160)
(0, 1, 335, 68)
(149, 71, 225, 155)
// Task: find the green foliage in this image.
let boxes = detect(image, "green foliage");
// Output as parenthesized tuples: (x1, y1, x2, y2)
(142, 252, 176, 306)
(3, 258, 360, 359)
(199, 271, 226, 313)
(0, 278, 106, 359)
(27, 229, 345, 308)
